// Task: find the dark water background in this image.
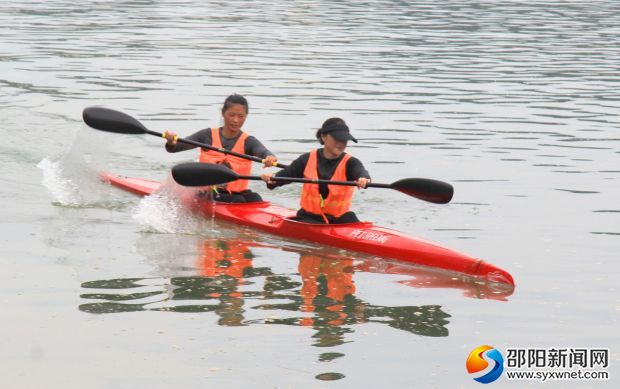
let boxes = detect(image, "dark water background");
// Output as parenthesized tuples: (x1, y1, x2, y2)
(1, 1, 618, 387)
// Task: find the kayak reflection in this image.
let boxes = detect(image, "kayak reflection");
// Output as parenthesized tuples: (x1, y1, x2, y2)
(80, 236, 513, 342)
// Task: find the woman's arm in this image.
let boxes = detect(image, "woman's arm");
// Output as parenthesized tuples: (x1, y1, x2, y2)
(345, 157, 371, 181)
(262, 152, 310, 189)
(165, 129, 212, 153)
(245, 136, 278, 167)
(244, 136, 273, 159)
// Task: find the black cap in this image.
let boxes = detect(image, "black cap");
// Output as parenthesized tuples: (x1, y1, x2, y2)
(321, 123, 358, 143)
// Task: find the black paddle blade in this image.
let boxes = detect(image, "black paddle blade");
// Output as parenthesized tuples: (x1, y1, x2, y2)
(390, 178, 454, 204)
(82, 107, 148, 135)
(171, 162, 240, 187)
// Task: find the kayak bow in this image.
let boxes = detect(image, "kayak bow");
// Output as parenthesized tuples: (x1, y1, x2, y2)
(99, 172, 515, 286)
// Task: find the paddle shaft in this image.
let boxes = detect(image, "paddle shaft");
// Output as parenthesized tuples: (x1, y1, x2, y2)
(171, 162, 454, 204)
(147, 129, 289, 169)
(237, 175, 376, 187)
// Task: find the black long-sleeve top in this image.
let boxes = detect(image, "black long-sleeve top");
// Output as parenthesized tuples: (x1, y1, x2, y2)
(165, 127, 273, 158)
(268, 148, 370, 199)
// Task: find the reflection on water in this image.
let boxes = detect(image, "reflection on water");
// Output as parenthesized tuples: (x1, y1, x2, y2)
(81, 272, 450, 335)
(80, 236, 512, 379)
(80, 239, 454, 337)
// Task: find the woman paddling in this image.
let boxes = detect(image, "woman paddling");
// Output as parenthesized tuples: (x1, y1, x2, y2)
(261, 118, 370, 224)
(164, 94, 277, 203)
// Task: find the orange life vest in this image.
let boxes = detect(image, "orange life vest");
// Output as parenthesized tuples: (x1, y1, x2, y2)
(300, 149, 355, 221)
(199, 128, 252, 192)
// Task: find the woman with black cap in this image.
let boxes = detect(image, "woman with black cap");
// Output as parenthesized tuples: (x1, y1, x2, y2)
(261, 117, 370, 224)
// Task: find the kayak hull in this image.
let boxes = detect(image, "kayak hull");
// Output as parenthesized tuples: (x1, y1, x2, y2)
(100, 172, 514, 285)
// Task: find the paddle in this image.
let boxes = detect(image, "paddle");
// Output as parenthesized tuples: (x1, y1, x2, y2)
(82, 106, 289, 168)
(171, 162, 454, 204)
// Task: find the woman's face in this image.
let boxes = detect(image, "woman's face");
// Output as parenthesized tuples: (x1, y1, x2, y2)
(222, 104, 247, 132)
(321, 133, 347, 158)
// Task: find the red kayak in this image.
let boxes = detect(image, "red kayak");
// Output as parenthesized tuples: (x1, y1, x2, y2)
(100, 172, 515, 286)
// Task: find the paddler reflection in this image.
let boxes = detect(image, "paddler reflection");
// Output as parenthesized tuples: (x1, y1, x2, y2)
(194, 239, 255, 326)
(192, 239, 362, 330)
(190, 239, 456, 345)
(298, 254, 356, 327)
(295, 254, 365, 348)
(192, 239, 419, 346)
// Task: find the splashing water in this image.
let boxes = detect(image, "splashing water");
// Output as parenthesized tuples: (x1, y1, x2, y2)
(37, 125, 115, 207)
(38, 122, 215, 233)
(133, 176, 211, 235)
(37, 157, 81, 205)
